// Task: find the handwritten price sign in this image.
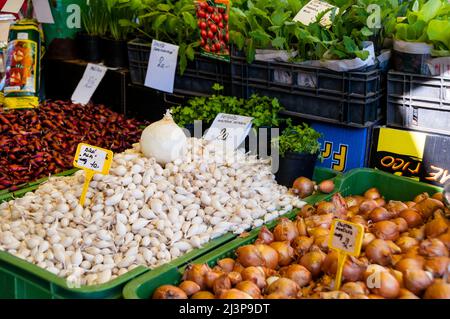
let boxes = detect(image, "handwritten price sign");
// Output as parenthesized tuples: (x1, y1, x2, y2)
(328, 219, 364, 290)
(73, 143, 113, 206)
(144, 40, 179, 93)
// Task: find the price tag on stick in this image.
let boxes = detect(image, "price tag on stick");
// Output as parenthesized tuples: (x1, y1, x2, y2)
(73, 143, 113, 206)
(328, 219, 364, 290)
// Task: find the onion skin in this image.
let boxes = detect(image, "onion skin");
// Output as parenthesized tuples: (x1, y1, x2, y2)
(299, 250, 326, 278)
(217, 258, 235, 273)
(403, 269, 433, 295)
(398, 289, 420, 299)
(359, 200, 379, 216)
(424, 280, 450, 299)
(291, 236, 314, 256)
(152, 285, 188, 299)
(392, 218, 408, 233)
(419, 239, 449, 257)
(236, 244, 279, 269)
(431, 192, 444, 202)
(365, 239, 393, 266)
(425, 212, 449, 238)
(406, 201, 417, 208)
(191, 291, 215, 299)
(178, 281, 200, 297)
(265, 292, 291, 299)
(362, 233, 376, 250)
(399, 209, 423, 228)
(228, 272, 243, 286)
(322, 252, 366, 282)
(415, 198, 444, 219)
(316, 201, 336, 215)
(364, 188, 381, 200)
(204, 270, 224, 289)
(409, 226, 426, 241)
(235, 281, 261, 299)
(294, 217, 308, 236)
(366, 269, 400, 299)
(424, 256, 449, 278)
(292, 177, 314, 199)
(270, 241, 294, 266)
(255, 226, 274, 245)
(319, 291, 350, 299)
(414, 192, 429, 203)
(368, 207, 391, 222)
(213, 274, 232, 296)
(182, 264, 211, 290)
(340, 282, 369, 296)
(394, 257, 424, 273)
(437, 231, 450, 250)
(318, 180, 335, 194)
(233, 263, 245, 274)
(385, 201, 408, 217)
(372, 221, 400, 241)
(279, 264, 312, 288)
(273, 218, 298, 243)
(266, 278, 299, 298)
(350, 215, 367, 227)
(218, 289, 253, 299)
(299, 205, 316, 218)
(395, 236, 419, 253)
(240, 267, 266, 289)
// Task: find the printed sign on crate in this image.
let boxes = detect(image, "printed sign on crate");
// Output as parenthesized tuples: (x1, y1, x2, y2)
(311, 121, 373, 172)
(370, 127, 450, 187)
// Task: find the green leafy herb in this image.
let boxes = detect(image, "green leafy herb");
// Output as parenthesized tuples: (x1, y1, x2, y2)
(274, 120, 322, 157)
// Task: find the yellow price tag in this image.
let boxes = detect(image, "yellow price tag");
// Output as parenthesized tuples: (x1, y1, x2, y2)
(73, 143, 113, 206)
(328, 219, 365, 290)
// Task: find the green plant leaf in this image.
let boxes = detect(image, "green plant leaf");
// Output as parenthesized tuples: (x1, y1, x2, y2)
(182, 12, 196, 29)
(153, 14, 167, 29)
(156, 4, 171, 12)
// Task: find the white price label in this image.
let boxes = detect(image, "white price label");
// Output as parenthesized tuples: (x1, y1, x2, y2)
(2, 0, 25, 14)
(203, 113, 253, 150)
(73, 143, 113, 174)
(32, 0, 54, 23)
(329, 219, 364, 256)
(144, 40, 179, 93)
(293, 0, 338, 27)
(71, 63, 107, 105)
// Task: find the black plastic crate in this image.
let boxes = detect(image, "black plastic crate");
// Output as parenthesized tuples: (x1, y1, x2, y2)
(231, 55, 383, 127)
(127, 39, 231, 96)
(387, 71, 450, 135)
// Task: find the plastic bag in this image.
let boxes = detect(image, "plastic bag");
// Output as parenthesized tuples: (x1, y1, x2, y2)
(3, 19, 42, 109)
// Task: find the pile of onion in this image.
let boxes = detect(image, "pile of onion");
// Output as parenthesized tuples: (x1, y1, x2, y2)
(152, 187, 450, 299)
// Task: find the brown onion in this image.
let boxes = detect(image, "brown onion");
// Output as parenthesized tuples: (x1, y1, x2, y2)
(182, 264, 211, 290)
(364, 187, 381, 200)
(424, 256, 450, 277)
(368, 294, 385, 299)
(279, 264, 312, 288)
(228, 271, 242, 286)
(213, 274, 232, 296)
(240, 267, 266, 289)
(322, 252, 366, 282)
(424, 279, 450, 299)
(235, 281, 261, 299)
(394, 257, 424, 273)
(368, 207, 391, 222)
(340, 282, 369, 296)
(395, 236, 419, 253)
(266, 278, 299, 298)
(345, 196, 359, 208)
(359, 200, 379, 215)
(294, 217, 308, 236)
(270, 241, 294, 266)
(437, 231, 450, 250)
(372, 220, 400, 241)
(409, 226, 426, 241)
(392, 217, 408, 233)
(299, 250, 326, 278)
(376, 198, 386, 207)
(364, 266, 400, 299)
(431, 192, 444, 202)
(415, 198, 444, 219)
(265, 292, 290, 299)
(348, 206, 360, 215)
(385, 201, 408, 217)
(365, 239, 392, 266)
(414, 192, 429, 203)
(403, 269, 433, 295)
(178, 281, 200, 297)
(406, 201, 417, 208)
(205, 270, 224, 289)
(319, 291, 350, 299)
(399, 209, 423, 228)
(362, 233, 376, 250)
(255, 226, 274, 245)
(318, 180, 335, 194)
(191, 291, 215, 299)
(236, 244, 279, 269)
(292, 177, 314, 198)
(217, 258, 235, 273)
(291, 236, 314, 256)
(398, 288, 420, 299)
(152, 285, 188, 299)
(350, 215, 368, 227)
(299, 204, 316, 218)
(233, 262, 245, 274)
(425, 212, 449, 238)
(218, 289, 253, 299)
(419, 239, 449, 257)
(273, 218, 298, 243)
(316, 201, 336, 215)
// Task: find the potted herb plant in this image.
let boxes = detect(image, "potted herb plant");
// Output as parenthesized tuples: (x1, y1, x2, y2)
(273, 121, 321, 188)
(103, 0, 137, 67)
(79, 0, 108, 62)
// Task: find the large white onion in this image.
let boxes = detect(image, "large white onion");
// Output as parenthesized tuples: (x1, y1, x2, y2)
(140, 111, 187, 164)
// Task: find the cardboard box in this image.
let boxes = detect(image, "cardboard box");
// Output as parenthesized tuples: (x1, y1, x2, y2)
(370, 127, 450, 187)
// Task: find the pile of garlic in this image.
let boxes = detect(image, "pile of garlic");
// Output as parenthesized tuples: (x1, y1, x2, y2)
(0, 138, 305, 286)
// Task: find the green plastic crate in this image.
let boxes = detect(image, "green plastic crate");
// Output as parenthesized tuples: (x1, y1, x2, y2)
(0, 167, 338, 299)
(122, 168, 443, 299)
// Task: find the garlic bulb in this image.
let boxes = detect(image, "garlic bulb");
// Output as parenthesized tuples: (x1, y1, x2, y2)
(140, 110, 187, 164)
